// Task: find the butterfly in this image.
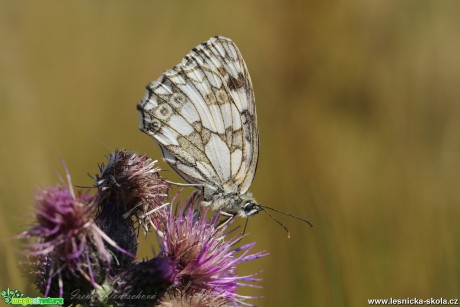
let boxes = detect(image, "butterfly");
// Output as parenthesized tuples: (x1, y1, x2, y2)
(137, 36, 311, 231)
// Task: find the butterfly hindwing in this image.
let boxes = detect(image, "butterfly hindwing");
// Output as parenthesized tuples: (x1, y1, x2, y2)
(138, 36, 258, 194)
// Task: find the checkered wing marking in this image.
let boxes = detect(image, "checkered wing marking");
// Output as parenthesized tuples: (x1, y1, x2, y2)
(137, 36, 258, 193)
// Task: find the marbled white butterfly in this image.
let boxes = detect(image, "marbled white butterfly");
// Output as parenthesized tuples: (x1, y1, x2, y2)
(137, 36, 311, 231)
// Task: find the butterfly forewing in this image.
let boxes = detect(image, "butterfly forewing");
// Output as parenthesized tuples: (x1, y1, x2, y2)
(138, 36, 258, 196)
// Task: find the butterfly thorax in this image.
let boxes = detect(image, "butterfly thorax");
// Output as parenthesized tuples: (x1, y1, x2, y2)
(202, 188, 261, 218)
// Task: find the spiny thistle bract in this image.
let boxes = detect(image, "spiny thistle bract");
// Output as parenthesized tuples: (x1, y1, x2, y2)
(19, 150, 267, 306)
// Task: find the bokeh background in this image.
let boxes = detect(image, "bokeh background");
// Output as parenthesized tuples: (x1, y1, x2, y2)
(1, 1, 460, 306)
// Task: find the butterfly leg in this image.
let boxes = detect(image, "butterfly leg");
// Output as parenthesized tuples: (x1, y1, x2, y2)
(164, 180, 205, 188)
(217, 211, 235, 230)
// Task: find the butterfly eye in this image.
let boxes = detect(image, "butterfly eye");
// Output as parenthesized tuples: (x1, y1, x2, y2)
(242, 202, 261, 217)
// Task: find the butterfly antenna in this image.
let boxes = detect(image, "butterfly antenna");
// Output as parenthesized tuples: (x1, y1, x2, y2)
(260, 208, 291, 238)
(260, 205, 313, 227)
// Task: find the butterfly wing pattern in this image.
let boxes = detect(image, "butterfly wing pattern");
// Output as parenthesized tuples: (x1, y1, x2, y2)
(137, 36, 262, 218)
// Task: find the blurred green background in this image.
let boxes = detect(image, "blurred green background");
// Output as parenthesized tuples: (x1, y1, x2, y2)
(1, 1, 460, 306)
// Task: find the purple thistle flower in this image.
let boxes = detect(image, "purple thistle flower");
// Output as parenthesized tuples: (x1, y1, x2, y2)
(94, 150, 171, 269)
(95, 150, 170, 233)
(19, 167, 128, 300)
(18, 154, 268, 306)
(157, 194, 268, 306)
